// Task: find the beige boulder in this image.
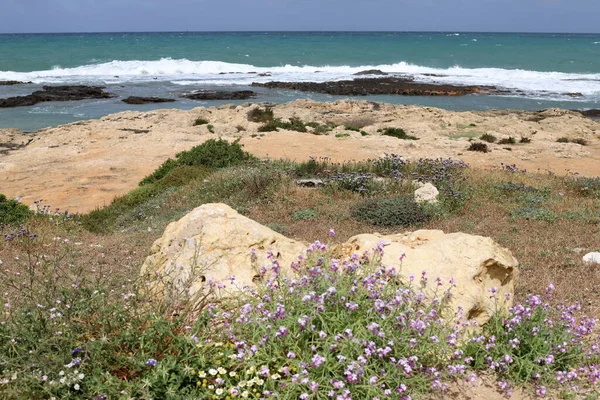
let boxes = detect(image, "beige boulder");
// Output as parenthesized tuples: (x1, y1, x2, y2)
(141, 203, 306, 299)
(413, 182, 439, 204)
(342, 230, 519, 325)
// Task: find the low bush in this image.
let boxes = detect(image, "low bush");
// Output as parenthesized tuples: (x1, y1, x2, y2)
(206, 124, 214, 133)
(498, 136, 516, 145)
(344, 125, 360, 132)
(467, 142, 489, 153)
(520, 136, 532, 143)
(291, 209, 318, 221)
(335, 133, 350, 138)
(480, 133, 497, 143)
(352, 196, 429, 227)
(556, 137, 569, 143)
(247, 107, 274, 123)
(193, 117, 209, 126)
(571, 138, 588, 146)
(566, 176, 600, 197)
(379, 127, 418, 140)
(0, 194, 31, 225)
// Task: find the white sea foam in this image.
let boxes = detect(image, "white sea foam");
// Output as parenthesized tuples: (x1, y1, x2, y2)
(1, 58, 599, 99)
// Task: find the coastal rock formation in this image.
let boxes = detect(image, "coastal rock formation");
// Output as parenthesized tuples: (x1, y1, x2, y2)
(141, 203, 306, 300)
(353, 69, 388, 76)
(122, 96, 176, 105)
(182, 90, 256, 101)
(340, 230, 519, 325)
(142, 204, 518, 326)
(253, 78, 491, 96)
(0, 85, 113, 108)
(1, 100, 599, 212)
(0, 81, 32, 85)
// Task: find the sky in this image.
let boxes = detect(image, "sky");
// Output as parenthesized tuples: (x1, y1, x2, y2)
(1, 0, 599, 34)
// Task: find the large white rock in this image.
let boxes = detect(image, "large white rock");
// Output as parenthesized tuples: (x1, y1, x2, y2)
(141, 203, 306, 299)
(414, 182, 439, 204)
(583, 252, 600, 265)
(340, 230, 519, 325)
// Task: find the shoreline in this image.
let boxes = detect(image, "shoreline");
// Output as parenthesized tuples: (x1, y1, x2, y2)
(1, 99, 598, 213)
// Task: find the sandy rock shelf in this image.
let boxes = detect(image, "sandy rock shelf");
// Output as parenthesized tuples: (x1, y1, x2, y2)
(0, 100, 599, 213)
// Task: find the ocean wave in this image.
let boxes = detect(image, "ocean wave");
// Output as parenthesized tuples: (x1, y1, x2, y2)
(1, 58, 600, 98)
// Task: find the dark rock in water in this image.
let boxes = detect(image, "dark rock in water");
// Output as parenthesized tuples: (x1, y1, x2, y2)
(253, 78, 492, 97)
(258, 73, 272, 77)
(0, 80, 32, 85)
(122, 96, 176, 105)
(182, 90, 256, 101)
(566, 92, 584, 98)
(354, 69, 388, 76)
(0, 85, 114, 108)
(577, 109, 600, 119)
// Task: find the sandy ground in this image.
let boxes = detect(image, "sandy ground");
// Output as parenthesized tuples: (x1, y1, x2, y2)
(1, 99, 598, 213)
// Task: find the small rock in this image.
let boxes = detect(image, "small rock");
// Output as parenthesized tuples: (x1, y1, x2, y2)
(296, 179, 324, 188)
(583, 252, 600, 265)
(414, 182, 439, 204)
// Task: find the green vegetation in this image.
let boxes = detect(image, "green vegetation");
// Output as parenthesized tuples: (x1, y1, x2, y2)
(556, 137, 588, 146)
(352, 196, 430, 227)
(480, 133, 497, 143)
(4, 142, 600, 399)
(520, 136, 532, 143)
(498, 136, 517, 145)
(206, 124, 214, 133)
(344, 125, 360, 132)
(467, 142, 489, 152)
(378, 127, 418, 140)
(193, 117, 209, 126)
(335, 133, 350, 138)
(0, 194, 31, 225)
(247, 107, 274, 123)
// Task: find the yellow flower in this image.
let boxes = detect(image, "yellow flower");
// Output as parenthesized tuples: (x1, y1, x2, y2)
(271, 373, 280, 380)
(216, 388, 224, 395)
(199, 371, 207, 378)
(256, 378, 264, 386)
(217, 367, 227, 375)
(208, 385, 215, 390)
(238, 380, 247, 388)
(209, 369, 218, 376)
(229, 371, 237, 377)
(190, 369, 196, 375)
(228, 355, 238, 360)
(241, 391, 249, 398)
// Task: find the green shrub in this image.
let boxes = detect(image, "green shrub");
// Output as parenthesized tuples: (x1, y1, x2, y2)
(556, 137, 569, 143)
(467, 142, 489, 153)
(480, 133, 497, 143)
(352, 197, 429, 227)
(139, 158, 179, 186)
(379, 127, 418, 140)
(247, 107, 274, 122)
(335, 133, 350, 138)
(344, 125, 360, 132)
(140, 140, 250, 186)
(520, 137, 532, 143)
(291, 209, 318, 221)
(206, 124, 214, 133)
(498, 136, 516, 145)
(360, 130, 368, 136)
(159, 165, 213, 187)
(257, 120, 280, 132)
(0, 194, 31, 225)
(305, 122, 334, 135)
(193, 117, 209, 126)
(175, 139, 250, 169)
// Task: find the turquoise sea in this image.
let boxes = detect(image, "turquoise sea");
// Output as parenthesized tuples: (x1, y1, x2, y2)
(1, 32, 599, 131)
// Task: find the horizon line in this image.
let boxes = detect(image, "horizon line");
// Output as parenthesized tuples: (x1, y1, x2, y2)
(1, 30, 600, 35)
